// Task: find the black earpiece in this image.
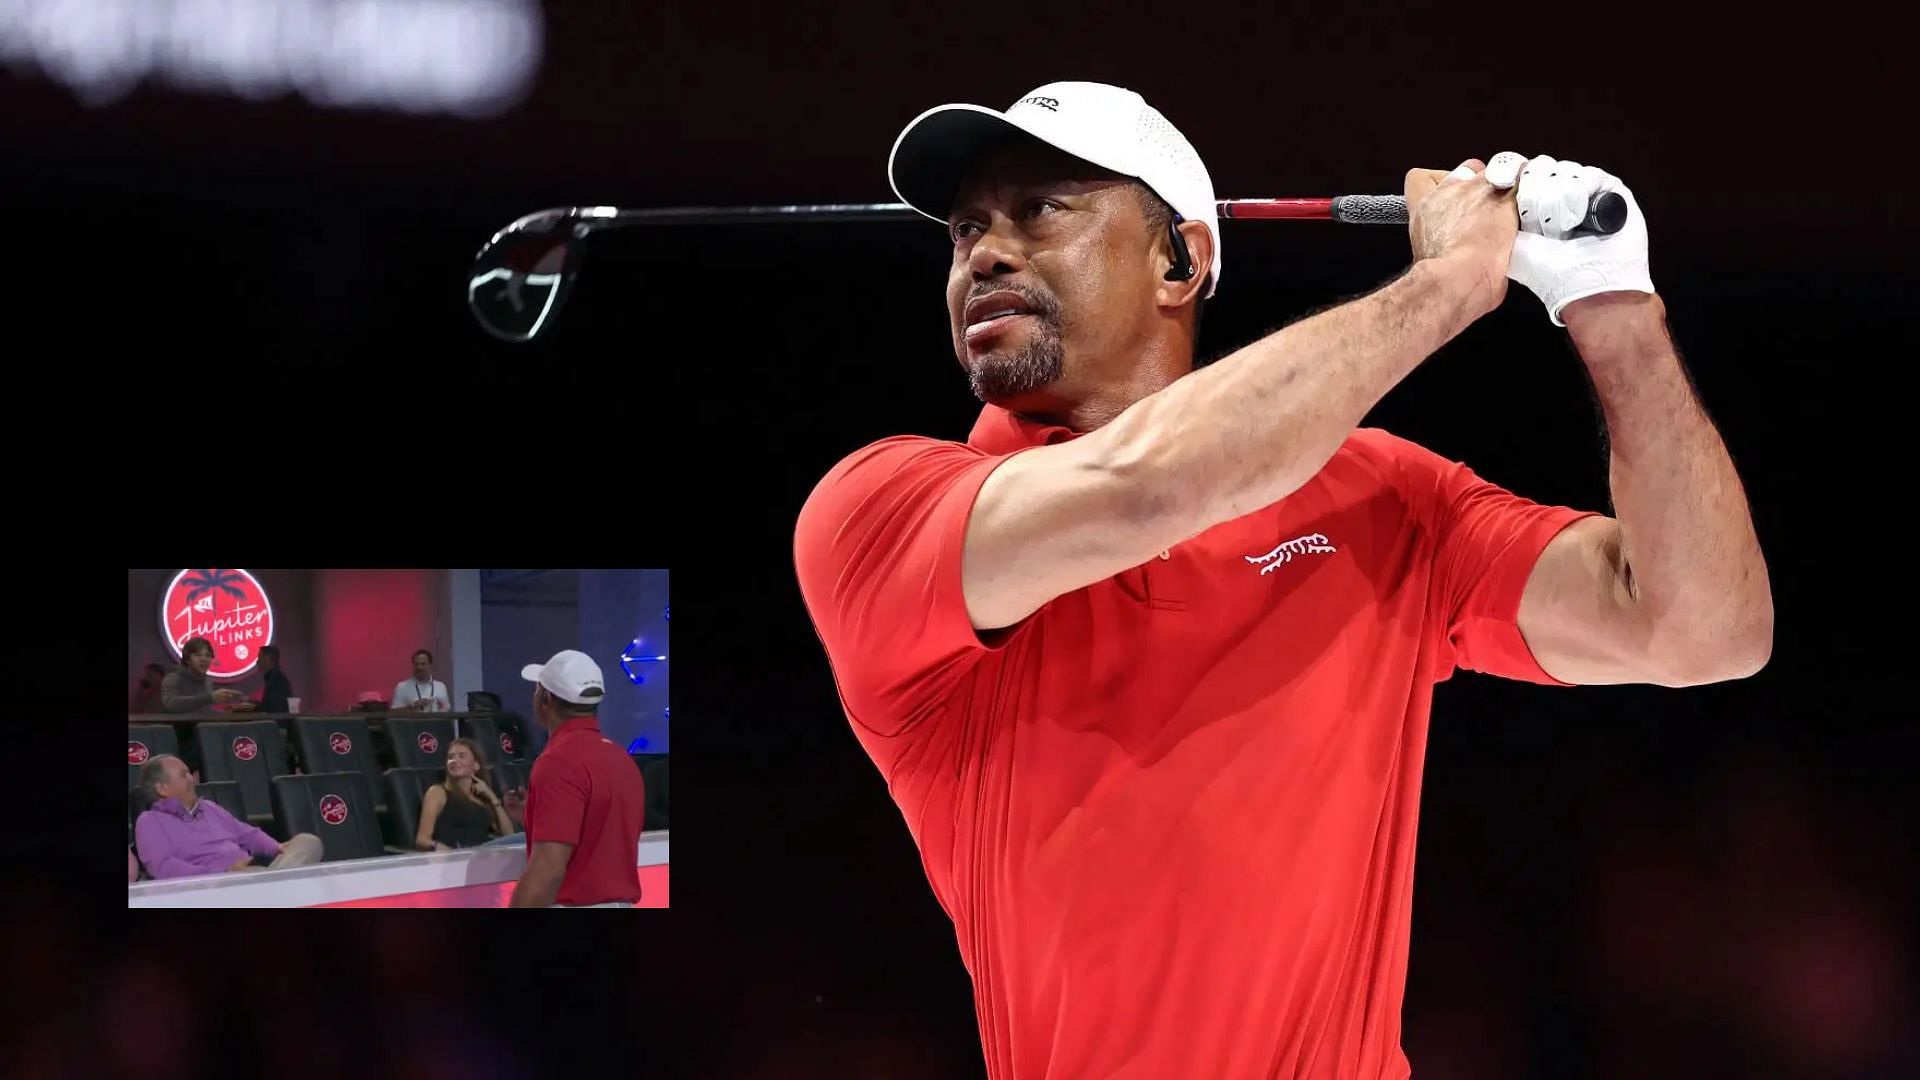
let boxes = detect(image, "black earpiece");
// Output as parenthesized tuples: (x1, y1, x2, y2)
(1164, 213, 1195, 282)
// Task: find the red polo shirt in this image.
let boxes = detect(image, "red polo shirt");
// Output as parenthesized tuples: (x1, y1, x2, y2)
(525, 717, 647, 906)
(793, 405, 1594, 1080)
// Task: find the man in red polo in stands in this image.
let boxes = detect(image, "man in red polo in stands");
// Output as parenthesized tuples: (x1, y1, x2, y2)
(793, 82, 1772, 1078)
(508, 650, 647, 908)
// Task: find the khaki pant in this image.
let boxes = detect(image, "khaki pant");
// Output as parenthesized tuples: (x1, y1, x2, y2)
(233, 833, 323, 871)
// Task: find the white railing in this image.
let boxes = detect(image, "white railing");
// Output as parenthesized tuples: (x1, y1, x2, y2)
(128, 829, 667, 908)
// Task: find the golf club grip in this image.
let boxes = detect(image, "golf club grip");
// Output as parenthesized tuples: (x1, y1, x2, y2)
(1221, 192, 1629, 235)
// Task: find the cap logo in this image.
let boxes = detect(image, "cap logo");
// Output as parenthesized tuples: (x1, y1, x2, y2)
(1019, 96, 1059, 112)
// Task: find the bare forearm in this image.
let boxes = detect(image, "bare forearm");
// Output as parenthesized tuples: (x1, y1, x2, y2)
(1570, 294, 1772, 674)
(1104, 258, 1484, 530)
(510, 866, 562, 907)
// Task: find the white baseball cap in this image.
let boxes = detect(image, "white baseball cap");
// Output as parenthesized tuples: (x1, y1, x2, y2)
(520, 649, 607, 705)
(888, 81, 1221, 297)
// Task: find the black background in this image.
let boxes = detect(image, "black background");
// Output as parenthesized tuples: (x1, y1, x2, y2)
(13, 0, 1916, 1076)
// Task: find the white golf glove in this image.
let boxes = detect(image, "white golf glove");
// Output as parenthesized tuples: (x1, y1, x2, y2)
(1487, 151, 1656, 326)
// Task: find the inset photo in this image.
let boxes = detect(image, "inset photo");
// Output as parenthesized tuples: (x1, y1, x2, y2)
(127, 569, 667, 908)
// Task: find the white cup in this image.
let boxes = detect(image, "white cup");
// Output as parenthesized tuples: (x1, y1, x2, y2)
(288, 697, 302, 714)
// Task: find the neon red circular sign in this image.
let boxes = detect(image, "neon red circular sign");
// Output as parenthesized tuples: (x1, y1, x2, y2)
(232, 736, 259, 761)
(329, 733, 352, 755)
(319, 794, 348, 825)
(128, 741, 150, 765)
(417, 732, 439, 755)
(160, 569, 275, 680)
(499, 732, 514, 754)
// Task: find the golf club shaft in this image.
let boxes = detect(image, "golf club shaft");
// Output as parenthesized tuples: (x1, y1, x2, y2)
(569, 192, 1624, 234)
(574, 198, 1410, 229)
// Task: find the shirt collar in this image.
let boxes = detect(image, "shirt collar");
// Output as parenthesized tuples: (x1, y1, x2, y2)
(552, 717, 602, 741)
(966, 404, 1081, 455)
(154, 796, 201, 819)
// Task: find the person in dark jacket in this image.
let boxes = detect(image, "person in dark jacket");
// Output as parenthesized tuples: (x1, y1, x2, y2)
(256, 645, 294, 712)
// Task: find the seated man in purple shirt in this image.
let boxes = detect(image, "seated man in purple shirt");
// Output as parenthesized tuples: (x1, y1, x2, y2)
(132, 756, 323, 879)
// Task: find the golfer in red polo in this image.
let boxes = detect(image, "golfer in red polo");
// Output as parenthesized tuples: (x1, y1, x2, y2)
(793, 82, 1771, 1077)
(509, 650, 647, 909)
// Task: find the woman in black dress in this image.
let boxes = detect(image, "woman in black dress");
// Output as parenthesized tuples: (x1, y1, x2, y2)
(415, 738, 513, 850)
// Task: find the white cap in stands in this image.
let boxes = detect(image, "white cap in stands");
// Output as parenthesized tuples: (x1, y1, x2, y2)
(520, 650, 607, 705)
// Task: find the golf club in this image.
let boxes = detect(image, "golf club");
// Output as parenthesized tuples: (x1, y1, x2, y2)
(467, 192, 1628, 342)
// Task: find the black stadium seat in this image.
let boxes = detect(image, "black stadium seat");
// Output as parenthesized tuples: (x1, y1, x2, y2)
(382, 767, 444, 850)
(129, 781, 156, 828)
(293, 717, 386, 812)
(196, 721, 290, 830)
(488, 760, 531, 804)
(460, 714, 527, 766)
(271, 772, 384, 862)
(499, 714, 533, 760)
(632, 754, 668, 830)
(453, 715, 498, 767)
(128, 724, 180, 791)
(197, 780, 248, 823)
(130, 780, 251, 835)
(383, 717, 457, 771)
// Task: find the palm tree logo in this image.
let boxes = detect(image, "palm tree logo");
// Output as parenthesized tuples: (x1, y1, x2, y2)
(170, 569, 253, 653)
(181, 569, 247, 606)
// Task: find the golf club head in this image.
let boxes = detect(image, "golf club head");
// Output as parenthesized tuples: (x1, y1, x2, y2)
(467, 207, 594, 342)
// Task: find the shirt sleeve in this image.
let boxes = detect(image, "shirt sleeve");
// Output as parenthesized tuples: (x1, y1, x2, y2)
(793, 436, 1024, 737)
(260, 672, 290, 713)
(160, 672, 213, 713)
(238, 819, 281, 858)
(204, 801, 280, 858)
(1387, 433, 1599, 685)
(526, 756, 588, 847)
